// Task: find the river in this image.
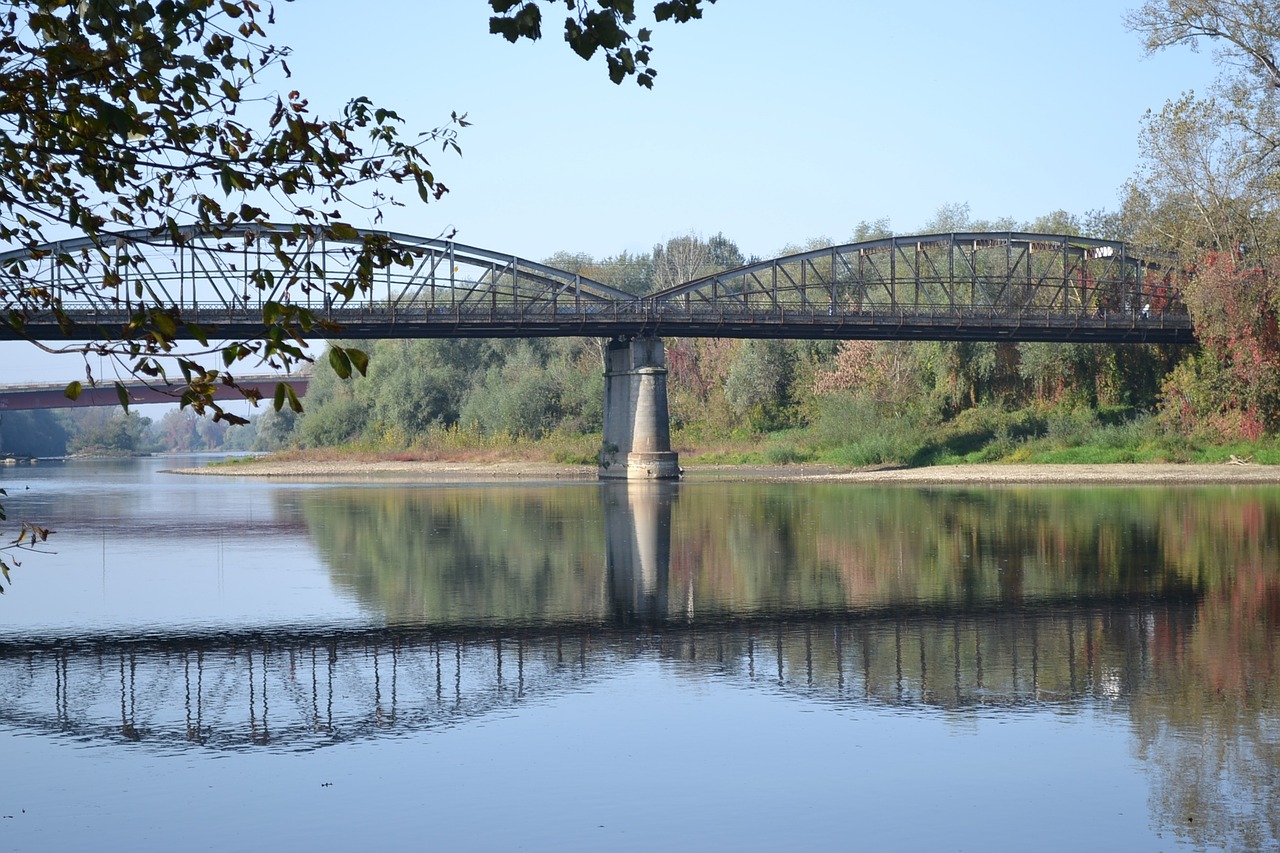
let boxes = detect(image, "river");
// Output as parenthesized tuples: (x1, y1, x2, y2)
(0, 456, 1276, 851)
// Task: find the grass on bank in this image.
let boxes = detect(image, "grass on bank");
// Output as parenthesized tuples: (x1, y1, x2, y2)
(234, 404, 1280, 469)
(222, 423, 601, 467)
(677, 404, 1280, 467)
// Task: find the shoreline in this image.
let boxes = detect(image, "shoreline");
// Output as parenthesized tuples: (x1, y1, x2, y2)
(166, 459, 1280, 485)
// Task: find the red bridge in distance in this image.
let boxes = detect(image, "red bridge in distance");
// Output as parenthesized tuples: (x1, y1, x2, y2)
(0, 375, 308, 411)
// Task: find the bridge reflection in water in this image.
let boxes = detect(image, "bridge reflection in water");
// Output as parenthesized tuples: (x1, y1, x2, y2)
(0, 604, 1190, 751)
(0, 479, 1220, 751)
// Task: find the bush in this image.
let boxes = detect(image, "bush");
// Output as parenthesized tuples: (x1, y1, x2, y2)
(299, 397, 368, 447)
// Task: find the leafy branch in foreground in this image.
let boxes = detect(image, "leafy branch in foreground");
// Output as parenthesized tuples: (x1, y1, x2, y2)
(1, 0, 467, 423)
(488, 0, 715, 86)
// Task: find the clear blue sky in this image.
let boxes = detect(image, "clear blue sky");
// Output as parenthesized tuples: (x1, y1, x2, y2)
(3, 0, 1219, 385)
(270, 0, 1219, 258)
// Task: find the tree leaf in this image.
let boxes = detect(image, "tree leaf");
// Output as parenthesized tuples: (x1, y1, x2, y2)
(346, 347, 369, 376)
(328, 346, 352, 379)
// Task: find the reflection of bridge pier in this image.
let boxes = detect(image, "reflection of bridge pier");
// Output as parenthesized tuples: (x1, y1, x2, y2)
(604, 481, 675, 619)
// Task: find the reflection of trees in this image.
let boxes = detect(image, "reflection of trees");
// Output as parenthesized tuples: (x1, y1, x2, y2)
(668, 485, 1202, 618)
(300, 485, 610, 626)
(1132, 549, 1280, 852)
(298, 483, 1280, 626)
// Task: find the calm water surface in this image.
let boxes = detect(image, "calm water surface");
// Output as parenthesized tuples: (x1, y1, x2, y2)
(1, 457, 1277, 852)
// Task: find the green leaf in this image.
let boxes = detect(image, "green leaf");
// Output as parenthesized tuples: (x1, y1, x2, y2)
(285, 383, 303, 413)
(115, 382, 130, 413)
(272, 382, 286, 411)
(328, 222, 359, 241)
(64, 380, 83, 401)
(328, 346, 352, 379)
(347, 347, 369, 376)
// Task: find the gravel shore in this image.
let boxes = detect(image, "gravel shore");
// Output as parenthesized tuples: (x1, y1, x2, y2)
(167, 459, 1280, 485)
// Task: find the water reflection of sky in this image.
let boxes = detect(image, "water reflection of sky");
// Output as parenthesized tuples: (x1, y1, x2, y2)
(1, 456, 372, 636)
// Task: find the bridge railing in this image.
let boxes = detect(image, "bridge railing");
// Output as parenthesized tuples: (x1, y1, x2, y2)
(21, 298, 1193, 338)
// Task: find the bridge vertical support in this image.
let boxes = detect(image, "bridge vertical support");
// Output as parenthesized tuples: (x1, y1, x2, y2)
(599, 336, 680, 480)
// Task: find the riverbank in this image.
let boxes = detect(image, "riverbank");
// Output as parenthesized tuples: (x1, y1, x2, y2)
(168, 458, 1280, 485)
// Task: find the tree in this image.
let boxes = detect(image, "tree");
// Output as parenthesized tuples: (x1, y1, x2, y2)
(651, 233, 714, 290)
(0, 409, 69, 457)
(1160, 252, 1280, 437)
(1126, 1, 1280, 253)
(724, 339, 798, 431)
(0, 0, 717, 407)
(1, 0, 461, 421)
(0, 0, 714, 578)
(1126, 1, 1280, 92)
(64, 408, 154, 454)
(851, 217, 893, 242)
(1128, 92, 1276, 251)
(1127, 1, 1280, 431)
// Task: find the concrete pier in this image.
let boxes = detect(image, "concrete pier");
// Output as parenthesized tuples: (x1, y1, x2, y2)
(599, 336, 681, 480)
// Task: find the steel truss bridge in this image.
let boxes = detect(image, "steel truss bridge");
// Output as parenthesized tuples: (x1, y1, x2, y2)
(0, 599, 1193, 752)
(0, 225, 1193, 344)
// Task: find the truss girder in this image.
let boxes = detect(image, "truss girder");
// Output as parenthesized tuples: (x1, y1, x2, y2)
(0, 223, 631, 320)
(0, 228, 1193, 344)
(651, 232, 1182, 322)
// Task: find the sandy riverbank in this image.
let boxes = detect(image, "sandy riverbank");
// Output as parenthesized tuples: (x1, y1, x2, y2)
(167, 459, 1280, 485)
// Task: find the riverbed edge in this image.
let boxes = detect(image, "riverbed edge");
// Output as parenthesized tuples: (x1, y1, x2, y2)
(164, 459, 1280, 485)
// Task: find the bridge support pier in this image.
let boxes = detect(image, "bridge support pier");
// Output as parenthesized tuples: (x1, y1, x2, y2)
(599, 336, 680, 480)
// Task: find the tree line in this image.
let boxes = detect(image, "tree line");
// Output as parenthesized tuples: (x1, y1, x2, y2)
(259, 205, 1191, 465)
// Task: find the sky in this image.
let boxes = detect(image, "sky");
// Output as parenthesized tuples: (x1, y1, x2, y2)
(2, 0, 1222, 388)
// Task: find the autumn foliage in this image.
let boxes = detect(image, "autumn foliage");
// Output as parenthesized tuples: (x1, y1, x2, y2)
(1161, 251, 1280, 439)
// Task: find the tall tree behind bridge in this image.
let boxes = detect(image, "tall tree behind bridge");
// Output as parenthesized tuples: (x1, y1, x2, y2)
(1128, 0, 1280, 435)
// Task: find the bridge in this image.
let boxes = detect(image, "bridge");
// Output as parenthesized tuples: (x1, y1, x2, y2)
(0, 374, 309, 411)
(0, 225, 1193, 477)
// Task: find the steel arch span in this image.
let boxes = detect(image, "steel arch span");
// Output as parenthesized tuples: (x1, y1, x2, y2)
(642, 231, 1192, 343)
(0, 223, 632, 342)
(0, 226, 1193, 343)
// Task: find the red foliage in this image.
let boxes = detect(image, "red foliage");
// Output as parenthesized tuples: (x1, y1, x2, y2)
(1175, 251, 1280, 434)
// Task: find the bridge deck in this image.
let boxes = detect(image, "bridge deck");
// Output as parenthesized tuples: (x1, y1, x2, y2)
(8, 303, 1193, 344)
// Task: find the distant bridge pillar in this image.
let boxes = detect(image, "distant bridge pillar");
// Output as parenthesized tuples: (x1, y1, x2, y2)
(599, 336, 680, 480)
